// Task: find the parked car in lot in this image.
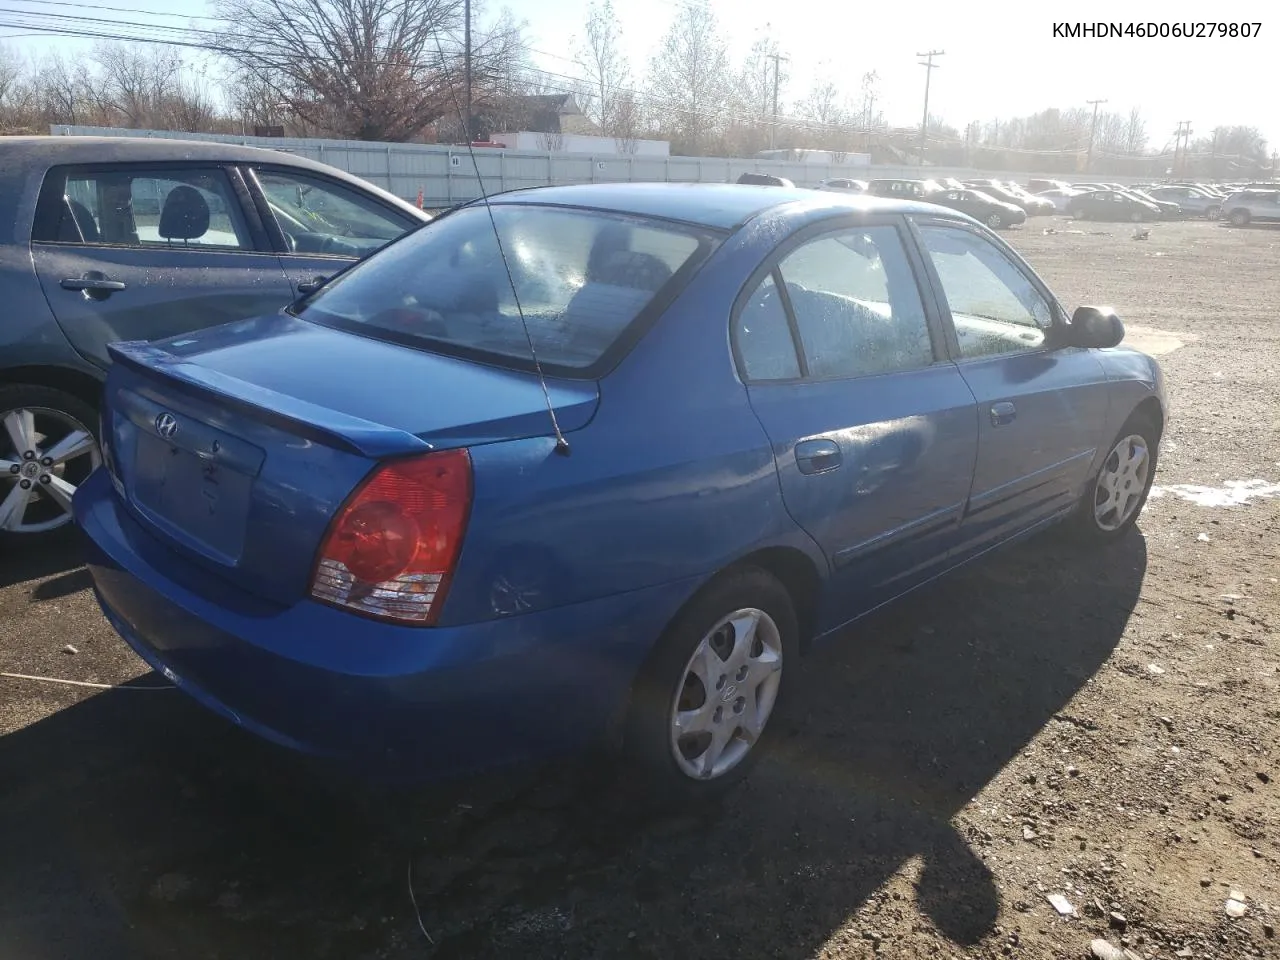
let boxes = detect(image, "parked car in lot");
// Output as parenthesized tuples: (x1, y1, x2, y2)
(867, 178, 940, 199)
(1033, 187, 1082, 212)
(1221, 189, 1280, 226)
(816, 177, 868, 193)
(0, 136, 431, 542)
(76, 182, 1167, 800)
(737, 172, 795, 187)
(999, 182, 1056, 216)
(1144, 185, 1221, 218)
(1121, 188, 1181, 219)
(1066, 189, 1162, 221)
(1027, 178, 1072, 194)
(963, 180, 1044, 215)
(926, 187, 1027, 228)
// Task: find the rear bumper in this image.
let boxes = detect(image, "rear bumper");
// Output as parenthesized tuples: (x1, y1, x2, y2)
(74, 468, 697, 780)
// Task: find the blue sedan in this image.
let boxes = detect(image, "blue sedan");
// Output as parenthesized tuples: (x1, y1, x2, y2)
(74, 183, 1167, 801)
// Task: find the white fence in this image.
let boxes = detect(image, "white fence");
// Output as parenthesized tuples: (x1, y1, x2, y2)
(49, 124, 1147, 209)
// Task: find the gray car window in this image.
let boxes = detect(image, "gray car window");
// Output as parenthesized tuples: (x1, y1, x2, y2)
(51, 168, 251, 250)
(255, 169, 414, 258)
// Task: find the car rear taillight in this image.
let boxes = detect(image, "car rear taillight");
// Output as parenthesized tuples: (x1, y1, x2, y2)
(309, 448, 472, 625)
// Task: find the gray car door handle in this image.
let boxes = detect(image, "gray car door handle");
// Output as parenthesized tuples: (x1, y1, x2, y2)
(61, 276, 127, 293)
(795, 438, 842, 475)
(990, 401, 1017, 426)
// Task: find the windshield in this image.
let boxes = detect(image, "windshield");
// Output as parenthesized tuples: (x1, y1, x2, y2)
(295, 203, 712, 374)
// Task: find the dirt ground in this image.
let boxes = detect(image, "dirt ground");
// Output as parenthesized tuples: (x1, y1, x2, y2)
(1, 216, 1278, 960)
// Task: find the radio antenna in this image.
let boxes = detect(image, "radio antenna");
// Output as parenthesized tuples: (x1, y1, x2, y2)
(430, 33, 571, 456)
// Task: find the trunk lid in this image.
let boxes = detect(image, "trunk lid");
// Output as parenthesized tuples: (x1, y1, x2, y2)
(102, 313, 598, 605)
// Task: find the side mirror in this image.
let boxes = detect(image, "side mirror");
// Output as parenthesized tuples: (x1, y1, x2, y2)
(1065, 305, 1125, 349)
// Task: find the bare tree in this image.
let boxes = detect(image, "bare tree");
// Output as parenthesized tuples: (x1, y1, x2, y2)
(1124, 107, 1147, 155)
(859, 71, 882, 131)
(212, 0, 525, 141)
(536, 130, 565, 151)
(91, 43, 185, 129)
(647, 3, 729, 155)
(611, 91, 641, 154)
(573, 0, 631, 137)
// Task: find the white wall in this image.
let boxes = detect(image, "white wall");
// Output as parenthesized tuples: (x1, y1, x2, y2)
(490, 132, 670, 157)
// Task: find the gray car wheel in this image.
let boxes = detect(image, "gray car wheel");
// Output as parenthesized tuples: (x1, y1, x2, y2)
(0, 384, 101, 542)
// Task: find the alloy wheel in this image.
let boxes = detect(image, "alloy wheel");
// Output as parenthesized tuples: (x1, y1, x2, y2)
(0, 406, 101, 534)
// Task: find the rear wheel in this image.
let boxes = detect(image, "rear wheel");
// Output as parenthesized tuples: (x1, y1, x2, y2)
(985, 212, 1004, 229)
(623, 567, 798, 807)
(0, 384, 101, 543)
(1230, 208, 1250, 227)
(1130, 209, 1146, 222)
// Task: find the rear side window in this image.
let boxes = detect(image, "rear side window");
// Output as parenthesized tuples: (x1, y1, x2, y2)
(36, 166, 251, 250)
(297, 204, 711, 375)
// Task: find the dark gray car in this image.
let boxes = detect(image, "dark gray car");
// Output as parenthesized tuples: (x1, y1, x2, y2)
(1144, 185, 1221, 218)
(1, 135, 430, 542)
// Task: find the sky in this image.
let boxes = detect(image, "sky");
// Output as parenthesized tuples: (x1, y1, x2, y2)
(2, 0, 1276, 155)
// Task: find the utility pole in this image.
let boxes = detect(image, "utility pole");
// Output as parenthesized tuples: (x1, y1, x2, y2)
(916, 50, 944, 167)
(1085, 98, 1107, 172)
(767, 51, 788, 150)
(463, 0, 472, 143)
(1173, 120, 1192, 176)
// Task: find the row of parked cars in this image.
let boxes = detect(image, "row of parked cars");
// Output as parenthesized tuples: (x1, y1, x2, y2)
(791, 173, 1280, 228)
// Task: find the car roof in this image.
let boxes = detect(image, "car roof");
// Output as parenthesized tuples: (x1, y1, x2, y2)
(0, 135, 426, 236)
(482, 182, 948, 230)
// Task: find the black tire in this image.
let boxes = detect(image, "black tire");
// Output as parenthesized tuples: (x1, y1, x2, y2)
(1229, 208, 1250, 227)
(1131, 209, 1146, 222)
(985, 212, 1003, 229)
(0, 383, 101, 545)
(1065, 411, 1159, 545)
(622, 566, 799, 808)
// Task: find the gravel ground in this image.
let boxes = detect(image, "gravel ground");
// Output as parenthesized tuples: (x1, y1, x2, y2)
(1, 217, 1277, 960)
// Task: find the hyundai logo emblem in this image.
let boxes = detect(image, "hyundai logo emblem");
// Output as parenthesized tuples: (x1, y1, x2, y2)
(155, 412, 179, 439)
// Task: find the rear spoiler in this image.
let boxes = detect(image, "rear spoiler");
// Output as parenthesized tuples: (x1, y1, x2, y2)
(106, 340, 433, 459)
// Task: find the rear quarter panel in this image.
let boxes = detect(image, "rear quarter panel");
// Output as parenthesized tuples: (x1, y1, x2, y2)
(440, 214, 829, 628)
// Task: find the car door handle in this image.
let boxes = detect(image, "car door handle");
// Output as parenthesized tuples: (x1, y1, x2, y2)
(296, 276, 328, 294)
(795, 438, 842, 475)
(61, 276, 127, 293)
(990, 401, 1017, 427)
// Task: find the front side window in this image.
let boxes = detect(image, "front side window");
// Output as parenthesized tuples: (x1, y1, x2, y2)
(42, 167, 250, 250)
(735, 225, 935, 382)
(297, 204, 708, 373)
(917, 224, 1053, 359)
(254, 169, 416, 258)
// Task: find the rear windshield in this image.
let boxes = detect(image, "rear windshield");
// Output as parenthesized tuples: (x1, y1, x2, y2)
(296, 203, 712, 375)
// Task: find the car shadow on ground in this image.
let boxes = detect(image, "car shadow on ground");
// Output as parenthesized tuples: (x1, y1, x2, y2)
(0, 530, 1147, 960)
(0, 531, 87, 592)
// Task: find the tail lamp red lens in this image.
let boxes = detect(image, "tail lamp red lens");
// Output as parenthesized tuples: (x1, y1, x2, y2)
(309, 448, 472, 624)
